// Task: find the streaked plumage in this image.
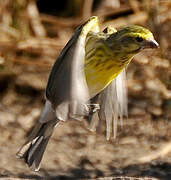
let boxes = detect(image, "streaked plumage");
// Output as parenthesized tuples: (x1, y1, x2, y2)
(16, 16, 159, 171)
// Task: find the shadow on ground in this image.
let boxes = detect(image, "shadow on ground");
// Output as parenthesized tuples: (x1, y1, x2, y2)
(1, 161, 170, 180)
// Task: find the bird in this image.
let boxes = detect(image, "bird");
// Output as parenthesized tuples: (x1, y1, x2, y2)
(16, 16, 159, 171)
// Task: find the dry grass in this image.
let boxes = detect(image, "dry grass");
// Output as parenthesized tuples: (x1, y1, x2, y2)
(0, 0, 170, 180)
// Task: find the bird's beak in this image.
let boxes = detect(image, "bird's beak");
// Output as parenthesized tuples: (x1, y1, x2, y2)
(144, 39, 159, 49)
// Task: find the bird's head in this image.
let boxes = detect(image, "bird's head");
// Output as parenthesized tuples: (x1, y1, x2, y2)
(107, 25, 159, 55)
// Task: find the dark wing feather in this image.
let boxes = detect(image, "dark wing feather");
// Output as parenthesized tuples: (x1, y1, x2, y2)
(46, 16, 100, 121)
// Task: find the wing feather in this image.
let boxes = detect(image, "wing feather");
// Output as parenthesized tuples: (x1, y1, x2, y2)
(99, 69, 128, 139)
(88, 69, 128, 139)
(46, 16, 100, 121)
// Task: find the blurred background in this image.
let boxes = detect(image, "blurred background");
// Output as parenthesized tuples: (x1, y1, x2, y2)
(0, 0, 170, 179)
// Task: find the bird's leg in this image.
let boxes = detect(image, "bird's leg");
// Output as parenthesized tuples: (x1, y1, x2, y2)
(84, 94, 100, 125)
(69, 95, 100, 122)
(86, 103, 100, 113)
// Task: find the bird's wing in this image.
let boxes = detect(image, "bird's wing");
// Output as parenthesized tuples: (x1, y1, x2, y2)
(103, 26, 117, 34)
(98, 69, 128, 140)
(87, 69, 128, 140)
(46, 16, 100, 121)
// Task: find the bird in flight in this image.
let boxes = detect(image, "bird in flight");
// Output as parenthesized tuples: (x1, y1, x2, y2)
(17, 16, 159, 171)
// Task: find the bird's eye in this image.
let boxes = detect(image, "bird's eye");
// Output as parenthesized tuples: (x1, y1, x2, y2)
(135, 37, 143, 42)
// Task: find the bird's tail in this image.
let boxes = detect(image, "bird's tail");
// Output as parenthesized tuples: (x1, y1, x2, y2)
(16, 119, 58, 171)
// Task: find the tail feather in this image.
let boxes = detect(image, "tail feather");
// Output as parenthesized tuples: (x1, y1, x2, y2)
(17, 119, 58, 171)
(26, 135, 50, 171)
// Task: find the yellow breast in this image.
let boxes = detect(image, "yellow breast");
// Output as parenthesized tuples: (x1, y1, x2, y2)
(84, 31, 132, 97)
(85, 57, 124, 97)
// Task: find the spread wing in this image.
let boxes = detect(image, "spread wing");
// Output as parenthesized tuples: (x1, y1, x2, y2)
(46, 16, 100, 121)
(99, 69, 128, 140)
(88, 69, 128, 140)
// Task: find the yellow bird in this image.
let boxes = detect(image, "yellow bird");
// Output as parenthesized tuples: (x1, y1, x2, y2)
(17, 16, 159, 171)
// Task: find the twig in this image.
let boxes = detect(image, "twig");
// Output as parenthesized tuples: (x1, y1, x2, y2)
(81, 0, 94, 21)
(27, 0, 46, 37)
(102, 12, 148, 29)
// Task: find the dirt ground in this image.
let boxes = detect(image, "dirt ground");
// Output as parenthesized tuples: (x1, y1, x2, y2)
(0, 82, 170, 180)
(0, 1, 171, 180)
